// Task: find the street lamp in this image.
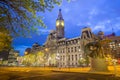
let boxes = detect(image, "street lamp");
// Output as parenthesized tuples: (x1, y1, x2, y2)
(45, 48, 49, 52)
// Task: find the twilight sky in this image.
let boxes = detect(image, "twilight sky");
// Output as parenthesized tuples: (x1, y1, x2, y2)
(13, 0, 120, 56)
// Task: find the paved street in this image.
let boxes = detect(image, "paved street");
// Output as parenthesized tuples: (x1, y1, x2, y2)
(0, 66, 120, 80)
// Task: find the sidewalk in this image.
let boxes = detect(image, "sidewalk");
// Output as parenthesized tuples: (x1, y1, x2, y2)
(52, 66, 120, 77)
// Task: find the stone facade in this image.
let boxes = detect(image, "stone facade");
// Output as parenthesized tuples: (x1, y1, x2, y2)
(43, 9, 120, 67)
(56, 28, 95, 67)
(43, 9, 95, 67)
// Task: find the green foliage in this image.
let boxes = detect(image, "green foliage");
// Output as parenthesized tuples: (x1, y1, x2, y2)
(0, 0, 67, 37)
(49, 53, 57, 66)
(0, 27, 12, 51)
(22, 51, 44, 66)
(78, 58, 86, 65)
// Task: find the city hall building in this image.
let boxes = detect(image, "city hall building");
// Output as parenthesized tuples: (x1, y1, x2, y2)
(26, 9, 120, 67)
(43, 9, 96, 67)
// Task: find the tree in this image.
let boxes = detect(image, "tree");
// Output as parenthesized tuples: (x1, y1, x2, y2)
(0, 0, 68, 37)
(0, 0, 70, 52)
(84, 39, 112, 72)
(36, 51, 44, 66)
(0, 27, 12, 51)
(22, 53, 35, 66)
(22, 51, 45, 66)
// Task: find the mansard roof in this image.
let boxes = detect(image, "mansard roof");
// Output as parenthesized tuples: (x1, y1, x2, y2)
(66, 37, 80, 41)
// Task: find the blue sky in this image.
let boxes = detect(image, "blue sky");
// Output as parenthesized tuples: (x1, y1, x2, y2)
(13, 0, 120, 56)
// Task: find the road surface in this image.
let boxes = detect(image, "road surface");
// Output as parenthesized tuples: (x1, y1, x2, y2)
(0, 67, 120, 80)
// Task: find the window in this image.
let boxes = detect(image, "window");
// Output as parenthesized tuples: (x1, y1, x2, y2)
(78, 46, 80, 49)
(72, 55, 74, 61)
(61, 56, 62, 60)
(76, 63, 77, 65)
(78, 46, 81, 52)
(71, 47, 73, 52)
(63, 63, 64, 65)
(119, 43, 120, 47)
(74, 47, 77, 52)
(68, 48, 70, 53)
(67, 42, 69, 45)
(63, 55, 65, 61)
(63, 49, 64, 53)
(79, 54, 82, 58)
(63, 42, 65, 45)
(68, 55, 70, 61)
(76, 40, 78, 44)
(72, 63, 73, 66)
(61, 42, 62, 45)
(75, 54, 77, 60)
(74, 40, 77, 43)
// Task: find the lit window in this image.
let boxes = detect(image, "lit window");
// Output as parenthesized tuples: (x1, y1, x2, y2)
(119, 43, 120, 46)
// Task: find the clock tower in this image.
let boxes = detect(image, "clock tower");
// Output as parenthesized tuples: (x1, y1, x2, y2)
(56, 9, 64, 39)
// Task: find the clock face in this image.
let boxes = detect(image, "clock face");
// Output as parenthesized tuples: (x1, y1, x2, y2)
(56, 21, 59, 26)
(56, 20, 64, 27)
(61, 22, 64, 26)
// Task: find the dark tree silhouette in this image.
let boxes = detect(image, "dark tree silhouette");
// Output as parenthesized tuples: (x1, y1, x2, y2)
(0, 0, 67, 37)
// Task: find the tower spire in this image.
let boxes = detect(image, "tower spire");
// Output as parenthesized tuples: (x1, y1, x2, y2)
(56, 9, 64, 39)
(57, 9, 63, 20)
